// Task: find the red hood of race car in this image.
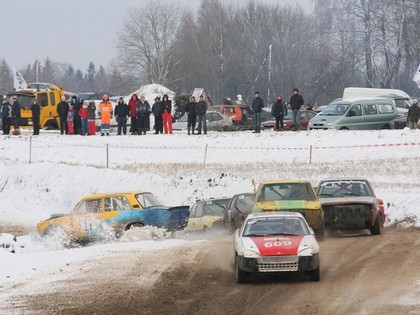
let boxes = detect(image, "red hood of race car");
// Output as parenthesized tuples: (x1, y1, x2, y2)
(250, 236, 304, 256)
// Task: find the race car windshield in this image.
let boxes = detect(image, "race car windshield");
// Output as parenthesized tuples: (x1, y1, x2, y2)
(136, 193, 163, 208)
(317, 180, 373, 197)
(243, 217, 309, 237)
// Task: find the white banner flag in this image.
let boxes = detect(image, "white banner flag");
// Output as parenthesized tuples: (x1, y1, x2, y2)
(11, 65, 28, 90)
(413, 63, 420, 89)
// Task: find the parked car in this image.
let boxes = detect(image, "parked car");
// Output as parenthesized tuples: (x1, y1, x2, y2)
(390, 113, 408, 129)
(185, 197, 231, 232)
(233, 212, 320, 283)
(261, 110, 317, 131)
(308, 97, 398, 130)
(172, 112, 233, 131)
(207, 105, 256, 130)
(223, 192, 255, 232)
(37, 191, 190, 246)
(316, 178, 385, 235)
(253, 180, 325, 240)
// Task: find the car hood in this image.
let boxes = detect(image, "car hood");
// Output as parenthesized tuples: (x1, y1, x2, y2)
(255, 200, 321, 212)
(319, 196, 376, 206)
(240, 235, 318, 256)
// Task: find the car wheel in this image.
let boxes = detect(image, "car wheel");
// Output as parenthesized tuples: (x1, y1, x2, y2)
(235, 256, 248, 283)
(370, 214, 381, 235)
(309, 266, 320, 282)
(127, 222, 145, 230)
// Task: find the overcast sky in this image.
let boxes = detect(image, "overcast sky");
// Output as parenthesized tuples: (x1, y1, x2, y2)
(2, 0, 313, 72)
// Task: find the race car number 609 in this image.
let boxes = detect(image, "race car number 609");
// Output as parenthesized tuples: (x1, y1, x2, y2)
(264, 240, 292, 247)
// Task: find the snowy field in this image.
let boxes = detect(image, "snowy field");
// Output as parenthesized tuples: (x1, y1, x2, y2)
(0, 128, 419, 291)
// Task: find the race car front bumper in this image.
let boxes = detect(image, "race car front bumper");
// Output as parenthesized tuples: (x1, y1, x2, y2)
(238, 254, 319, 273)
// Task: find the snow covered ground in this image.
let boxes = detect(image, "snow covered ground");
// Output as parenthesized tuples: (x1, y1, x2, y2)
(0, 128, 419, 290)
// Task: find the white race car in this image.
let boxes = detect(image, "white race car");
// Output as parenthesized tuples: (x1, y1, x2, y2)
(233, 212, 320, 283)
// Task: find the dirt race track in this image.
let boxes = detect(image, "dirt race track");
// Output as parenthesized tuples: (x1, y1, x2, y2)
(2, 227, 420, 315)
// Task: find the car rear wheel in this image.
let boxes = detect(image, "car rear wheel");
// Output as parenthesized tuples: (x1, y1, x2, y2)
(370, 214, 381, 235)
(235, 256, 248, 283)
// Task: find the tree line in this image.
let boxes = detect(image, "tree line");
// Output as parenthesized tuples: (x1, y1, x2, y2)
(1, 0, 420, 105)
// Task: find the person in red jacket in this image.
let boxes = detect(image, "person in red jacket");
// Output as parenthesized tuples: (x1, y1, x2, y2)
(128, 93, 140, 134)
(79, 101, 89, 135)
(162, 94, 173, 134)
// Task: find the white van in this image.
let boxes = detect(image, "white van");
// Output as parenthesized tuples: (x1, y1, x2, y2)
(342, 87, 411, 113)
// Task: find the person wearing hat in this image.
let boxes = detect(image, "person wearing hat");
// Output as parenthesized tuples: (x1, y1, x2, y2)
(162, 94, 173, 134)
(11, 96, 21, 133)
(98, 94, 113, 136)
(79, 101, 89, 135)
(251, 91, 264, 133)
(1, 96, 12, 135)
(114, 97, 129, 135)
(87, 100, 96, 135)
(407, 99, 420, 129)
(289, 88, 304, 131)
(136, 95, 151, 135)
(185, 95, 197, 135)
(152, 96, 163, 134)
(271, 95, 288, 130)
(196, 95, 208, 135)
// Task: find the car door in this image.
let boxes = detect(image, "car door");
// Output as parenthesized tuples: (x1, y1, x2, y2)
(71, 198, 103, 238)
(187, 202, 205, 231)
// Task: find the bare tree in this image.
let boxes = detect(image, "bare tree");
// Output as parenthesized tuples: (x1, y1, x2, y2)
(116, 1, 185, 86)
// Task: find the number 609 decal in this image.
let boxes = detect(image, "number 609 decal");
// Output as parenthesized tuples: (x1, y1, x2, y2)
(264, 240, 292, 247)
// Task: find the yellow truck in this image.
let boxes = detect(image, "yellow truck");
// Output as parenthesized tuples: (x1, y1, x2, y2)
(6, 82, 65, 129)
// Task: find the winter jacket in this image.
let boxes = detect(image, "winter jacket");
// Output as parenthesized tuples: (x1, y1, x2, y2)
(114, 101, 129, 118)
(196, 101, 207, 115)
(251, 97, 264, 113)
(87, 103, 96, 120)
(271, 100, 287, 117)
(57, 101, 70, 118)
(11, 101, 21, 118)
(31, 102, 41, 118)
(98, 101, 113, 124)
(79, 106, 88, 120)
(407, 103, 420, 123)
(162, 100, 172, 114)
(1, 102, 12, 118)
(128, 94, 140, 117)
(152, 101, 163, 116)
(67, 110, 74, 122)
(137, 101, 151, 117)
(290, 93, 304, 110)
(185, 101, 197, 116)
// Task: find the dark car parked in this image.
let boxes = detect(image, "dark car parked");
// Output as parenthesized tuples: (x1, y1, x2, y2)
(223, 192, 255, 232)
(261, 110, 317, 131)
(390, 113, 407, 129)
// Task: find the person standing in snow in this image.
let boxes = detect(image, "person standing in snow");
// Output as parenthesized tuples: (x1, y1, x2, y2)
(1, 97, 12, 135)
(11, 96, 21, 132)
(137, 95, 151, 135)
(251, 91, 264, 133)
(185, 96, 197, 135)
(73, 97, 83, 135)
(271, 95, 288, 131)
(289, 88, 304, 131)
(114, 97, 129, 135)
(407, 99, 420, 129)
(67, 105, 75, 134)
(30, 98, 41, 135)
(87, 100, 96, 135)
(128, 93, 140, 134)
(196, 95, 207, 135)
(79, 101, 89, 135)
(162, 94, 173, 134)
(98, 94, 113, 136)
(152, 96, 163, 134)
(57, 96, 69, 135)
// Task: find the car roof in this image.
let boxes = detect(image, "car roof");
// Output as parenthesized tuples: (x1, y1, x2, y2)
(318, 177, 369, 183)
(82, 191, 149, 198)
(258, 180, 311, 185)
(247, 212, 305, 219)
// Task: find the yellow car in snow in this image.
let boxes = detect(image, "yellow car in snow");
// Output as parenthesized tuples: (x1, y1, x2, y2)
(37, 191, 190, 245)
(254, 180, 325, 240)
(185, 198, 231, 232)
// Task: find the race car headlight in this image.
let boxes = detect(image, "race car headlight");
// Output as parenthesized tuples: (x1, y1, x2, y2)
(298, 247, 315, 256)
(243, 250, 260, 258)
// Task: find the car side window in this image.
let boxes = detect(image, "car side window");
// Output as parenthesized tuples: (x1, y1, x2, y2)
(196, 203, 204, 217)
(189, 203, 198, 218)
(378, 103, 394, 114)
(77, 199, 101, 214)
(350, 104, 362, 116)
(105, 197, 126, 212)
(364, 104, 378, 115)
